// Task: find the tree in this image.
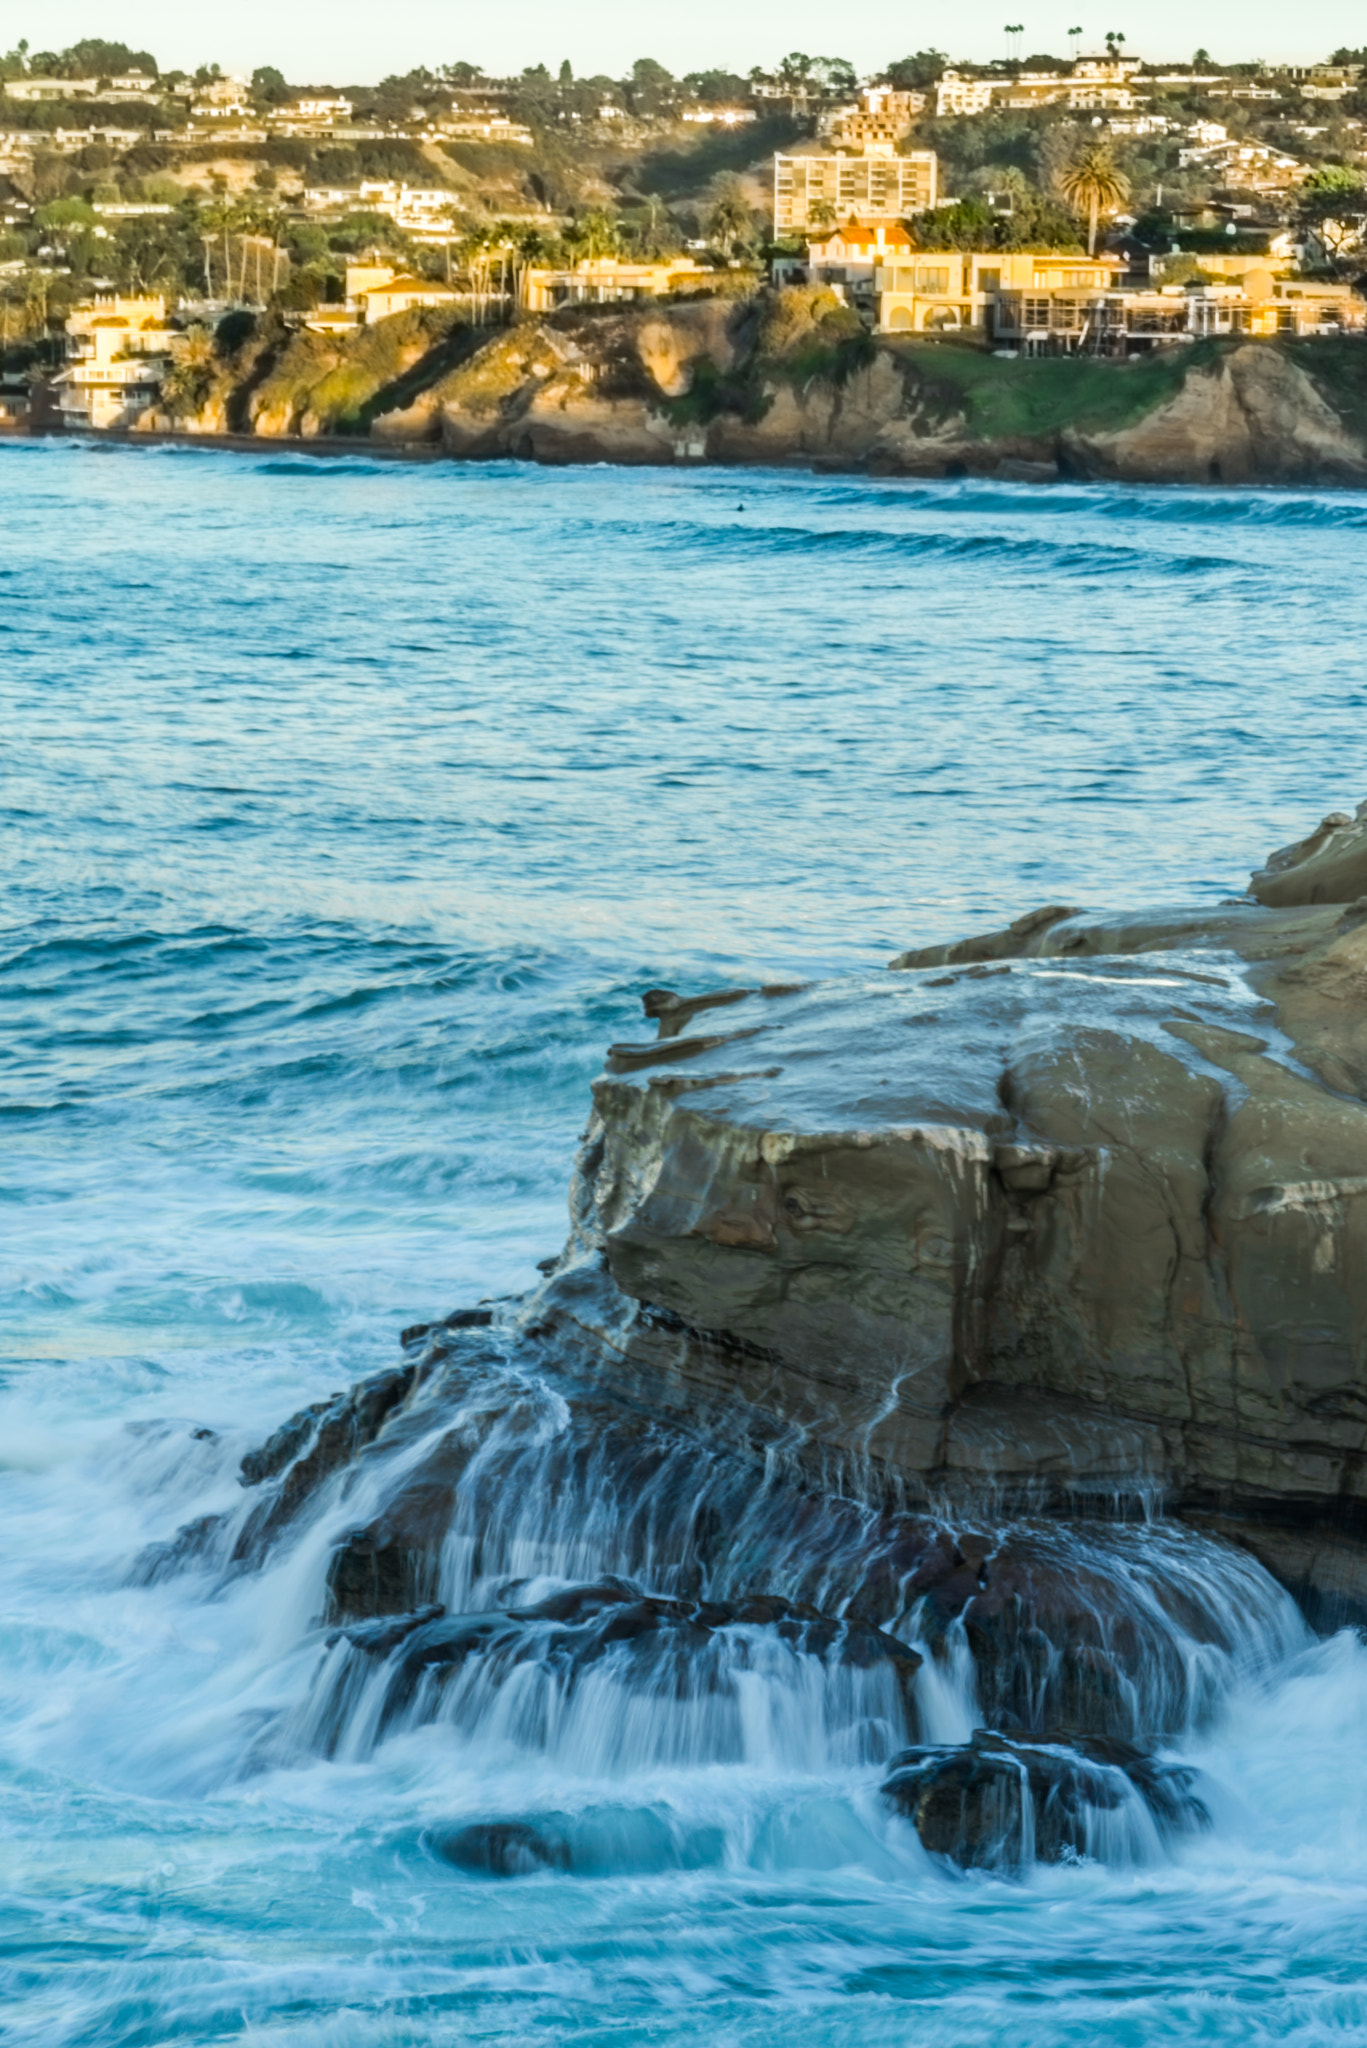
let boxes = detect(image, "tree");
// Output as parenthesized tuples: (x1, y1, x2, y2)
(683, 68, 750, 105)
(1297, 166, 1367, 264)
(251, 66, 289, 105)
(885, 51, 947, 90)
(1057, 140, 1130, 252)
(811, 56, 857, 95)
(162, 323, 217, 415)
(704, 175, 757, 261)
(908, 190, 1082, 252)
(564, 207, 620, 261)
(625, 57, 676, 117)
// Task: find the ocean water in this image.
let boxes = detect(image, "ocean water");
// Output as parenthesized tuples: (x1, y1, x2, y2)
(4, 439, 1367, 2045)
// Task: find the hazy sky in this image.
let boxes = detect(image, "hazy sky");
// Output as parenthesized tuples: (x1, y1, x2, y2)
(15, 0, 1362, 81)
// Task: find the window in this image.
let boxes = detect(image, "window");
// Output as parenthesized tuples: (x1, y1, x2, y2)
(1023, 296, 1050, 328)
(977, 267, 1001, 294)
(916, 266, 949, 293)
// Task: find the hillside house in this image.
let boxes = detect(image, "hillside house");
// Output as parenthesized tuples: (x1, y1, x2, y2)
(876, 251, 1122, 334)
(54, 295, 174, 429)
(522, 256, 708, 310)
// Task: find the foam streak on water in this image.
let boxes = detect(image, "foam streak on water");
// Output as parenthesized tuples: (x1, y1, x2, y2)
(4, 443, 1367, 2044)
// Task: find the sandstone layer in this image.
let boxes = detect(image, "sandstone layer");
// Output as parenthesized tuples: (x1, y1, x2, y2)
(535, 802, 1367, 1621)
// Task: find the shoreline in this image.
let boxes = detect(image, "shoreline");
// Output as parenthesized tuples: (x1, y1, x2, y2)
(0, 422, 1359, 491)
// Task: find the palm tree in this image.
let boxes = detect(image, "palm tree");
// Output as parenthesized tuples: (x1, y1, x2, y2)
(567, 208, 620, 262)
(704, 177, 755, 263)
(1057, 141, 1130, 254)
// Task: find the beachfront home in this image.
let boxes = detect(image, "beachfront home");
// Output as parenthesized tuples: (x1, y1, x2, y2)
(988, 274, 1364, 351)
(875, 251, 1123, 335)
(521, 256, 709, 310)
(54, 295, 175, 430)
(303, 264, 459, 332)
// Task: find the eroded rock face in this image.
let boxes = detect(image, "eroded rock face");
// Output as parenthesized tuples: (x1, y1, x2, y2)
(551, 805, 1367, 1618)
(143, 803, 1367, 1650)
(882, 1728, 1209, 1870)
(1249, 801, 1367, 907)
(1062, 345, 1367, 488)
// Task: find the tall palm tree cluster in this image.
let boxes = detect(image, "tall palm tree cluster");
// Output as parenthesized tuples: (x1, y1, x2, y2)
(198, 198, 289, 300)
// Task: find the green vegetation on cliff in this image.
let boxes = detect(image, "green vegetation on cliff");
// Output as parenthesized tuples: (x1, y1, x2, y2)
(893, 341, 1200, 440)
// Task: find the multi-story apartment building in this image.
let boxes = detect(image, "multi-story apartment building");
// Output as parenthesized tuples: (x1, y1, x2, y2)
(821, 86, 926, 149)
(774, 149, 937, 233)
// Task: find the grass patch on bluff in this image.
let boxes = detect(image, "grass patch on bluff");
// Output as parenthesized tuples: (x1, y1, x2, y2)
(892, 340, 1203, 441)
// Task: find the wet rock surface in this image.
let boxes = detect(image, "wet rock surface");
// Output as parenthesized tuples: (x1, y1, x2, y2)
(555, 804, 1367, 1621)
(882, 1728, 1210, 1870)
(311, 1577, 923, 1760)
(429, 1819, 571, 1877)
(132, 803, 1367, 1878)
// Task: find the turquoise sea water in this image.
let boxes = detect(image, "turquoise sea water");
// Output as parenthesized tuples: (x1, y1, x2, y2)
(4, 439, 1367, 2045)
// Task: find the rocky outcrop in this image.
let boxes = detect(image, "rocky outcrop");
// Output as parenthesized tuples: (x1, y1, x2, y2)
(1062, 344, 1367, 487)
(141, 797, 1367, 1753)
(881, 1729, 1209, 1869)
(546, 805, 1367, 1622)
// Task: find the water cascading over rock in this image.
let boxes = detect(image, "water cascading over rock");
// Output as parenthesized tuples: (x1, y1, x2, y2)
(138, 803, 1367, 1871)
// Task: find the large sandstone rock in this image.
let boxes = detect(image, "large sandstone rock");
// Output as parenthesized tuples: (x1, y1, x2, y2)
(547, 806, 1367, 1617)
(1065, 344, 1367, 487)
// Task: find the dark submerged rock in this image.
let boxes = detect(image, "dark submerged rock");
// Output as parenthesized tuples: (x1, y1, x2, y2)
(882, 1728, 1209, 1870)
(429, 1819, 570, 1876)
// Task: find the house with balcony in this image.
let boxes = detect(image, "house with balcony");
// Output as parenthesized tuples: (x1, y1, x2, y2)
(522, 256, 709, 311)
(991, 275, 1364, 352)
(302, 264, 460, 332)
(54, 295, 175, 429)
(875, 251, 1123, 335)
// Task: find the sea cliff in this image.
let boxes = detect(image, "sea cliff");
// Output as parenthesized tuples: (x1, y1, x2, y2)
(148, 288, 1367, 488)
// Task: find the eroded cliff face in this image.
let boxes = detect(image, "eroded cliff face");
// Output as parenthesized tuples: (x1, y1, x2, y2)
(1061, 346, 1367, 487)
(154, 291, 1367, 488)
(538, 809, 1367, 1620)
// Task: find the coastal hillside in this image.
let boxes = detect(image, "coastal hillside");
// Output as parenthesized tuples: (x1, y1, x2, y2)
(156, 290, 1367, 485)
